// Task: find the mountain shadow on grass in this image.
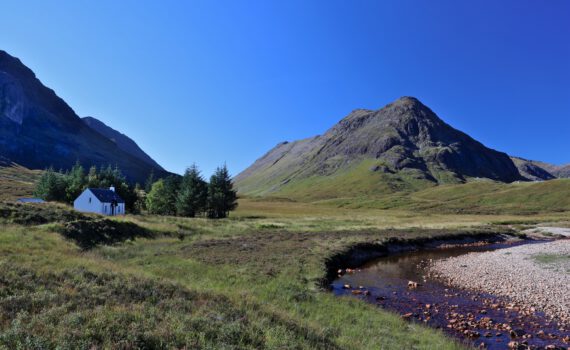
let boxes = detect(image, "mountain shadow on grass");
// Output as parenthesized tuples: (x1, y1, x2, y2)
(59, 218, 154, 250)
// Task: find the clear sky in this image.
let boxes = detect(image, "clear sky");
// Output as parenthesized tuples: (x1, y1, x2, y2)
(1, 0, 569, 176)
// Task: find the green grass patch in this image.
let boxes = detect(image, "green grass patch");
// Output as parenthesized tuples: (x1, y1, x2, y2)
(532, 253, 570, 265)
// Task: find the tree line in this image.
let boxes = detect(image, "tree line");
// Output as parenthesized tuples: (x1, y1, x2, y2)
(146, 164, 237, 218)
(34, 163, 138, 210)
(34, 162, 238, 218)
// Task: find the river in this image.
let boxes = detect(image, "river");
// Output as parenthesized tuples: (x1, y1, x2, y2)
(331, 240, 569, 349)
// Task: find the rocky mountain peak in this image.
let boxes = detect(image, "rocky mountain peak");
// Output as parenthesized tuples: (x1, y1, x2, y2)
(236, 96, 525, 196)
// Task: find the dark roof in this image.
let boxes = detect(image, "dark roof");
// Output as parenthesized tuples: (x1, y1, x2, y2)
(88, 188, 125, 203)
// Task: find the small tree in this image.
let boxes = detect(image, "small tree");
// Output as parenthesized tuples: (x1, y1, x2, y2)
(207, 164, 238, 219)
(176, 164, 207, 217)
(146, 177, 179, 216)
(146, 179, 170, 215)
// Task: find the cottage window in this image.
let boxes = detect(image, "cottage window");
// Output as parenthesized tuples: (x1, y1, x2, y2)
(89, 197, 91, 203)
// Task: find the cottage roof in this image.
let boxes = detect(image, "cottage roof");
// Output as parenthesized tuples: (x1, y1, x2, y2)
(88, 188, 125, 204)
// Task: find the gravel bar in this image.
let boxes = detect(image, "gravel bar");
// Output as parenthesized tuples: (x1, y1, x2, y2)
(429, 240, 570, 325)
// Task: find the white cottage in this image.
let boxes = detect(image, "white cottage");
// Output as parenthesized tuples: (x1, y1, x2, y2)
(73, 186, 125, 216)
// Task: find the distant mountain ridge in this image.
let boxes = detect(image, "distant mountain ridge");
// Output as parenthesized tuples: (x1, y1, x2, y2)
(510, 157, 570, 181)
(236, 97, 566, 198)
(82, 116, 164, 170)
(554, 165, 570, 178)
(0, 50, 168, 183)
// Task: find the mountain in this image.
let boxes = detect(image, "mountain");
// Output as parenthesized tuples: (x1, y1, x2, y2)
(510, 157, 570, 180)
(236, 97, 525, 198)
(0, 50, 168, 183)
(510, 157, 556, 181)
(551, 164, 570, 178)
(82, 116, 163, 170)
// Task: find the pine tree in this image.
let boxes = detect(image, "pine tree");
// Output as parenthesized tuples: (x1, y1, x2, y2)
(162, 175, 181, 215)
(133, 183, 146, 213)
(145, 170, 155, 193)
(176, 164, 207, 217)
(207, 164, 238, 219)
(87, 166, 99, 188)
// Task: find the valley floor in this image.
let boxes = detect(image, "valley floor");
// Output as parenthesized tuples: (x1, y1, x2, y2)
(0, 199, 569, 349)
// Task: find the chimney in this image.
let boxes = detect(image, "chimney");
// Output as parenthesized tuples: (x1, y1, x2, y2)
(110, 186, 115, 192)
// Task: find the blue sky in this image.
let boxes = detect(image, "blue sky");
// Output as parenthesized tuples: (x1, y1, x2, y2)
(1, 0, 569, 176)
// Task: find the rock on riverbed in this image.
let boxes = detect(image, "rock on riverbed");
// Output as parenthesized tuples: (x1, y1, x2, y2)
(429, 240, 570, 326)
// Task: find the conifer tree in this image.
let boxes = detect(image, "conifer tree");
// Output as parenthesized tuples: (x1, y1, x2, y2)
(145, 170, 155, 193)
(176, 164, 207, 217)
(133, 183, 146, 213)
(87, 166, 99, 188)
(207, 164, 238, 219)
(162, 175, 181, 215)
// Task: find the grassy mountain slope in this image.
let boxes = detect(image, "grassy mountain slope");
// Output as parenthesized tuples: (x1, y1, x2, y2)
(319, 179, 570, 215)
(0, 157, 41, 200)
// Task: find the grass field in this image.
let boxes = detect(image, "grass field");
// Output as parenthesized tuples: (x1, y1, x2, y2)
(1, 166, 570, 349)
(1, 198, 569, 349)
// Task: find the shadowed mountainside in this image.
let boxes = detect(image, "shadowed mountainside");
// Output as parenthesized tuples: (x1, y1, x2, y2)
(0, 50, 168, 183)
(511, 157, 570, 181)
(510, 157, 557, 181)
(551, 164, 570, 178)
(82, 116, 164, 170)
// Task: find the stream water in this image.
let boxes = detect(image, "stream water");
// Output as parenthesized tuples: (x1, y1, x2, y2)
(331, 241, 569, 349)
